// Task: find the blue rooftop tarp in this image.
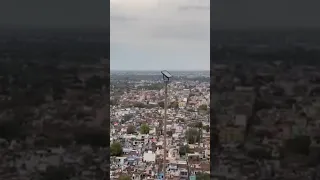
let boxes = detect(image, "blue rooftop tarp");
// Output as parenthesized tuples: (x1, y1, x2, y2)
(157, 173, 164, 180)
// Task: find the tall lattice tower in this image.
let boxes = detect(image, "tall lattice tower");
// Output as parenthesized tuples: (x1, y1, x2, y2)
(125, 77, 130, 93)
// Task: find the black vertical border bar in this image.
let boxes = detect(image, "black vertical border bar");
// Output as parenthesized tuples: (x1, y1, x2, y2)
(106, 0, 111, 179)
(0, 1, 111, 179)
(210, 0, 216, 178)
(209, 0, 213, 177)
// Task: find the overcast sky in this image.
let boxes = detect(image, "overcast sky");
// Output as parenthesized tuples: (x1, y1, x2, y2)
(1, 0, 319, 29)
(110, 0, 210, 71)
(2, 0, 320, 70)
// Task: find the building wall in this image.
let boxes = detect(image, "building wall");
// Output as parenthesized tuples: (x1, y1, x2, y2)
(143, 151, 156, 162)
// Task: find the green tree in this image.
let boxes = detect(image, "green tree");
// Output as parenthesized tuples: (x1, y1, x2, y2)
(196, 173, 210, 180)
(110, 99, 118, 106)
(158, 101, 164, 108)
(198, 104, 208, 112)
(133, 102, 146, 108)
(123, 114, 133, 122)
(170, 101, 179, 109)
(140, 124, 150, 134)
(194, 122, 203, 129)
(177, 118, 185, 123)
(186, 128, 201, 144)
(203, 125, 210, 132)
(127, 125, 136, 134)
(188, 122, 203, 130)
(110, 142, 123, 156)
(119, 175, 131, 180)
(179, 145, 190, 156)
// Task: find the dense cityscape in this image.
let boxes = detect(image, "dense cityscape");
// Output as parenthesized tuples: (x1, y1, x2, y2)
(110, 71, 210, 179)
(3, 1, 320, 180)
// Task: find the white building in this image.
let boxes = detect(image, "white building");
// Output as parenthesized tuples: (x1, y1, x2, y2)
(143, 151, 156, 162)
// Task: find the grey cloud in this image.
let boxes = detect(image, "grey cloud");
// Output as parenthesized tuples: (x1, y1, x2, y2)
(151, 23, 209, 41)
(111, 0, 209, 70)
(178, 6, 209, 11)
(111, 15, 137, 22)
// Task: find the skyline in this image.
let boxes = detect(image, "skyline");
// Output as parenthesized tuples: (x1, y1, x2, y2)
(110, 0, 210, 71)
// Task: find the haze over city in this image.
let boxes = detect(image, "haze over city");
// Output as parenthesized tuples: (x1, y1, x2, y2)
(110, 0, 210, 71)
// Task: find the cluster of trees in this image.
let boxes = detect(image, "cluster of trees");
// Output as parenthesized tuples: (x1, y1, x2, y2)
(186, 128, 201, 144)
(158, 101, 165, 108)
(110, 142, 123, 156)
(179, 145, 191, 156)
(140, 124, 150, 134)
(188, 122, 209, 132)
(127, 124, 150, 134)
(118, 175, 131, 180)
(122, 114, 133, 123)
(170, 101, 179, 109)
(131, 102, 159, 109)
(137, 83, 163, 90)
(157, 101, 179, 109)
(110, 98, 119, 106)
(166, 130, 173, 137)
(198, 104, 208, 112)
(185, 122, 210, 143)
(132, 102, 147, 108)
(203, 125, 210, 132)
(126, 125, 136, 134)
(189, 122, 203, 129)
(177, 118, 185, 123)
(196, 173, 210, 180)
